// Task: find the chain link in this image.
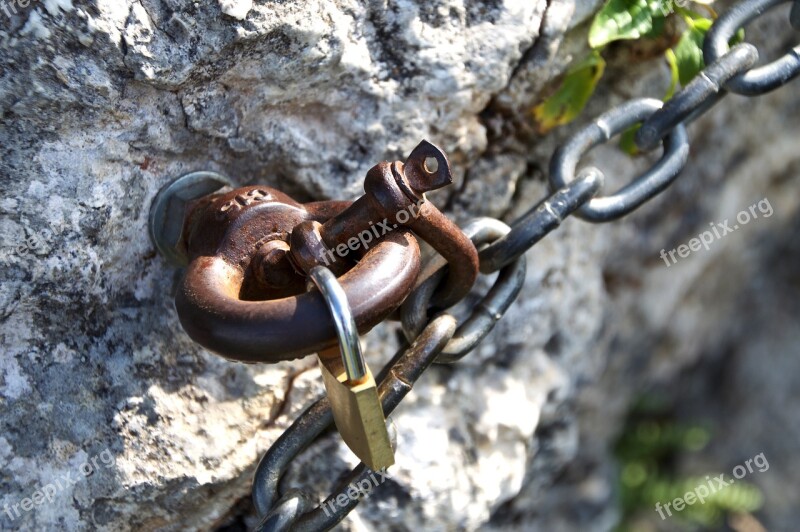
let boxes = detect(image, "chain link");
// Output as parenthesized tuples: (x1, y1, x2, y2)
(479, 168, 604, 272)
(253, 315, 457, 531)
(635, 44, 759, 151)
(704, 0, 800, 95)
(401, 218, 527, 362)
(550, 98, 690, 222)
(253, 0, 799, 528)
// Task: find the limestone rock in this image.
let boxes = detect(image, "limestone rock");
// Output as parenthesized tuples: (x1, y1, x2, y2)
(1, 0, 797, 530)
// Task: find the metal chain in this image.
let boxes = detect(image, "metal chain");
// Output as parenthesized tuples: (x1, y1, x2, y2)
(253, 0, 799, 528)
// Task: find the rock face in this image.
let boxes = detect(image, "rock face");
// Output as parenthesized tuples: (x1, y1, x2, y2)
(1, 0, 798, 531)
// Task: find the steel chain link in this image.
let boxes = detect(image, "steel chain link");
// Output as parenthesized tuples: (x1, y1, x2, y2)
(550, 98, 691, 222)
(253, 0, 799, 528)
(704, 0, 800, 95)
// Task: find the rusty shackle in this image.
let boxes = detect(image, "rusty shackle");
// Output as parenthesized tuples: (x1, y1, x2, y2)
(150, 141, 478, 363)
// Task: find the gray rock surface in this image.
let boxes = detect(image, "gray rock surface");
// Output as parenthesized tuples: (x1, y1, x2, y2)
(1, 0, 797, 531)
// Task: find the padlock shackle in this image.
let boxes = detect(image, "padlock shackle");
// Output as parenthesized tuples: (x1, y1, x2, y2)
(175, 229, 420, 363)
(308, 266, 366, 382)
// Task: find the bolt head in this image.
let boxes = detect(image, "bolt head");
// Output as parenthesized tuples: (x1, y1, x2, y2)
(253, 240, 296, 289)
(148, 171, 234, 266)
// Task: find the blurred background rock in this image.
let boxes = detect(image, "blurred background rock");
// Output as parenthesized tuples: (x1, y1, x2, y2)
(0, 0, 797, 530)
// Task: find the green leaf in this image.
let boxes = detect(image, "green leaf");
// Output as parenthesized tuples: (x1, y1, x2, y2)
(665, 48, 680, 99)
(732, 27, 746, 45)
(665, 13, 742, 98)
(589, 0, 674, 49)
(619, 124, 642, 155)
(643, 13, 668, 39)
(533, 52, 606, 133)
(671, 17, 713, 86)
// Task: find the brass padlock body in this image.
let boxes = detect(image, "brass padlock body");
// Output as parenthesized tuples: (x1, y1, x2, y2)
(317, 347, 394, 471)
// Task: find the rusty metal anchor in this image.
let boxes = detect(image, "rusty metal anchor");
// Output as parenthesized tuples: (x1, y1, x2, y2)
(149, 141, 479, 363)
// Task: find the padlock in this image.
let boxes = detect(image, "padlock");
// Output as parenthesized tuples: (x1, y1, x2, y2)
(309, 266, 394, 471)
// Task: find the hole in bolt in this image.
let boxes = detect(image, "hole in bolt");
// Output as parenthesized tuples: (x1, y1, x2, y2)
(424, 157, 439, 174)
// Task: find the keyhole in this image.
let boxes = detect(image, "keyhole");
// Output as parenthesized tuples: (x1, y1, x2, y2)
(424, 157, 439, 174)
